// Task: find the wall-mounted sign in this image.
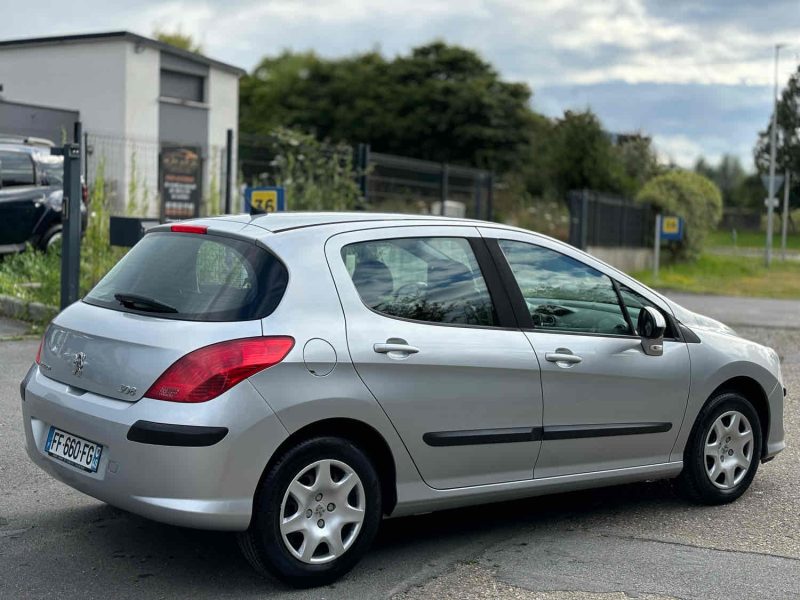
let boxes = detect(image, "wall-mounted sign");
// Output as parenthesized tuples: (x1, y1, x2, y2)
(245, 186, 286, 214)
(660, 216, 684, 241)
(161, 146, 202, 220)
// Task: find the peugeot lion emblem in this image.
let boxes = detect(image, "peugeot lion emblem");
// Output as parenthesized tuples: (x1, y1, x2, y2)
(72, 352, 87, 376)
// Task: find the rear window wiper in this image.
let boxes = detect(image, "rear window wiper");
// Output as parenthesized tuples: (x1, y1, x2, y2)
(114, 293, 178, 313)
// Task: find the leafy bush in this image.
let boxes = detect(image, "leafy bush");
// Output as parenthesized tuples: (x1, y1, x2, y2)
(264, 127, 361, 211)
(636, 170, 723, 261)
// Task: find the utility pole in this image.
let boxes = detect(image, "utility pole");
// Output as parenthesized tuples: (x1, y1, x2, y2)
(766, 44, 785, 267)
(781, 170, 791, 260)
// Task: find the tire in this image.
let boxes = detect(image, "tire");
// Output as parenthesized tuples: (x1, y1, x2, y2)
(677, 391, 762, 505)
(39, 226, 62, 252)
(238, 436, 382, 587)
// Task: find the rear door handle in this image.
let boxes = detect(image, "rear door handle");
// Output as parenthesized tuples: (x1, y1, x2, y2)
(545, 352, 582, 365)
(373, 343, 419, 355)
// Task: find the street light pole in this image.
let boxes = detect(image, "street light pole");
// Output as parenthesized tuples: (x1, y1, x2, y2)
(766, 43, 785, 267)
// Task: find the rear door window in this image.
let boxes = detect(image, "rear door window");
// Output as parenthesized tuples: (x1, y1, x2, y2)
(84, 232, 288, 321)
(341, 237, 497, 327)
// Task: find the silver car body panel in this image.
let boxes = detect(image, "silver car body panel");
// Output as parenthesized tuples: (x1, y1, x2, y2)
(21, 213, 785, 530)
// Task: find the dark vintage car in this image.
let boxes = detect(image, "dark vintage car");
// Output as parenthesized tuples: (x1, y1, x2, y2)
(0, 137, 88, 254)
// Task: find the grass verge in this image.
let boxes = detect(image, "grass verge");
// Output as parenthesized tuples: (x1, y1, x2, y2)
(708, 229, 800, 250)
(633, 253, 800, 299)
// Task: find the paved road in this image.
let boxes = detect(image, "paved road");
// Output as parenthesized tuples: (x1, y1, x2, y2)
(663, 291, 800, 330)
(1, 312, 798, 598)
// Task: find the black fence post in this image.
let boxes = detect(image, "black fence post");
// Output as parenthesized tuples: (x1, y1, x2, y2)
(580, 189, 590, 250)
(224, 128, 233, 214)
(486, 172, 494, 221)
(356, 143, 370, 201)
(440, 163, 449, 216)
(54, 122, 83, 309)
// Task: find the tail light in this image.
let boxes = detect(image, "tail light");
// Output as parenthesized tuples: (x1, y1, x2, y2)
(35, 336, 44, 364)
(145, 336, 294, 403)
(81, 183, 89, 205)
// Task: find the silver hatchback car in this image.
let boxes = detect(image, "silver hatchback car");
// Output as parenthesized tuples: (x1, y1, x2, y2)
(21, 213, 785, 586)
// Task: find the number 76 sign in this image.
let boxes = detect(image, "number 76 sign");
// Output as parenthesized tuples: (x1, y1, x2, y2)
(245, 186, 286, 214)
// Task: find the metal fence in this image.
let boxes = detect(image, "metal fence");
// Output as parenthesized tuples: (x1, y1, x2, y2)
(567, 189, 654, 249)
(238, 134, 494, 219)
(84, 132, 227, 218)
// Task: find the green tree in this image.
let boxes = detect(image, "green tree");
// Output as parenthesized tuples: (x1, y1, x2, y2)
(755, 63, 800, 204)
(240, 42, 534, 173)
(636, 170, 723, 261)
(154, 29, 202, 53)
(693, 154, 752, 208)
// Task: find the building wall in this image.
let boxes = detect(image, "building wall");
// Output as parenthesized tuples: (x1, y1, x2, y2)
(208, 68, 239, 212)
(0, 40, 127, 137)
(0, 99, 79, 142)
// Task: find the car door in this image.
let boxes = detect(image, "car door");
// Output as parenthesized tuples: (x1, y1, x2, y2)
(479, 227, 691, 478)
(326, 226, 543, 490)
(0, 150, 41, 245)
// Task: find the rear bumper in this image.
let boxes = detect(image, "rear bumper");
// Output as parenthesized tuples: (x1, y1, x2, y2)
(21, 365, 288, 531)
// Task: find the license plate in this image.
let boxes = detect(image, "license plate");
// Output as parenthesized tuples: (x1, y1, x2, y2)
(45, 427, 103, 473)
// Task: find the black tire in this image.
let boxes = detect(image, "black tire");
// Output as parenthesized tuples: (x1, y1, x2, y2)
(677, 391, 762, 505)
(238, 436, 382, 587)
(38, 225, 62, 252)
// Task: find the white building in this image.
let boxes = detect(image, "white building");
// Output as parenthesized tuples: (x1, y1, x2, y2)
(0, 31, 244, 216)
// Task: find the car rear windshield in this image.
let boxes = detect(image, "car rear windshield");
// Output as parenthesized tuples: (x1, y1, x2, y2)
(84, 232, 288, 321)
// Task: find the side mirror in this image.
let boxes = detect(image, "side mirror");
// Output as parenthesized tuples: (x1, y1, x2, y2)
(638, 306, 666, 356)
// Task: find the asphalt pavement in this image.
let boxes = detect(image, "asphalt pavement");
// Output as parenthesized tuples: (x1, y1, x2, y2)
(1, 296, 798, 599)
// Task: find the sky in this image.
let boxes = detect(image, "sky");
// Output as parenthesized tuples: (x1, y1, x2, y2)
(1, 0, 799, 170)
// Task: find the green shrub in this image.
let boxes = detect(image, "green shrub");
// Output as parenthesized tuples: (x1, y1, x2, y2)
(636, 170, 723, 261)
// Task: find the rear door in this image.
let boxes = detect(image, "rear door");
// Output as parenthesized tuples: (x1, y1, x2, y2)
(479, 227, 690, 478)
(0, 150, 41, 245)
(326, 226, 543, 490)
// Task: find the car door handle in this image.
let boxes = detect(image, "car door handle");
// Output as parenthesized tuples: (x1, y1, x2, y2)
(545, 352, 582, 365)
(373, 343, 420, 355)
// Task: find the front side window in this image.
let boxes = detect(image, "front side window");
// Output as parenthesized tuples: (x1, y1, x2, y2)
(0, 151, 35, 187)
(498, 239, 630, 336)
(619, 286, 675, 338)
(342, 237, 496, 327)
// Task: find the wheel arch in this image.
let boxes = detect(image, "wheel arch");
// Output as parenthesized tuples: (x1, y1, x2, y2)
(709, 376, 770, 457)
(258, 417, 398, 516)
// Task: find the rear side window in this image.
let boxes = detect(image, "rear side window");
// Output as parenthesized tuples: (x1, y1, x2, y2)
(342, 237, 497, 327)
(84, 232, 288, 321)
(0, 151, 35, 187)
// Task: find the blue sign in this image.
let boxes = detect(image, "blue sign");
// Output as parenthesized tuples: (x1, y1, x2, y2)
(244, 186, 286, 214)
(660, 216, 684, 241)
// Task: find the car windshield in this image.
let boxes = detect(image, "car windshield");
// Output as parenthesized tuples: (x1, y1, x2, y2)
(84, 232, 288, 321)
(35, 155, 63, 186)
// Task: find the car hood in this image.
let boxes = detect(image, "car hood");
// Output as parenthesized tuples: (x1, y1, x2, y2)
(665, 299, 738, 337)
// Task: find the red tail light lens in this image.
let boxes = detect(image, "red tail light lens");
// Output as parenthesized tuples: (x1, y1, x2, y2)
(82, 183, 89, 205)
(35, 336, 44, 364)
(170, 224, 208, 234)
(145, 336, 294, 403)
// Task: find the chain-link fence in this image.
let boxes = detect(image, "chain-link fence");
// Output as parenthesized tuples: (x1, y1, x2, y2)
(84, 132, 227, 218)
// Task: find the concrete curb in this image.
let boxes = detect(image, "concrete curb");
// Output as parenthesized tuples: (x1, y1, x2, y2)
(0, 294, 58, 324)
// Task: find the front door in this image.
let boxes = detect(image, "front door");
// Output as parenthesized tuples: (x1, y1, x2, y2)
(326, 226, 543, 490)
(481, 229, 690, 478)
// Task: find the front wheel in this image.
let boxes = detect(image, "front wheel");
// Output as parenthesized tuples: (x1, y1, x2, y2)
(238, 437, 382, 587)
(677, 392, 762, 505)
